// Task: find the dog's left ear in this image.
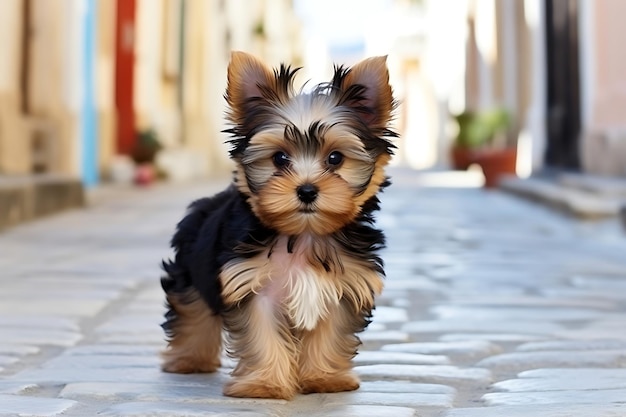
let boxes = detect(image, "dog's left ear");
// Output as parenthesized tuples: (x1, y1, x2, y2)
(225, 51, 275, 126)
(341, 56, 394, 130)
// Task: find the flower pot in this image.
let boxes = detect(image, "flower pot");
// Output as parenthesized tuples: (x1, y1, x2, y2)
(474, 147, 517, 188)
(450, 146, 477, 170)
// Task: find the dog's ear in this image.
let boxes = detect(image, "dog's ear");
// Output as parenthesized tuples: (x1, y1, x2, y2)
(340, 56, 394, 130)
(226, 51, 274, 124)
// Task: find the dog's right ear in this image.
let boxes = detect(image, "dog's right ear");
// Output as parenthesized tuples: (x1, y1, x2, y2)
(339, 56, 394, 132)
(225, 51, 274, 125)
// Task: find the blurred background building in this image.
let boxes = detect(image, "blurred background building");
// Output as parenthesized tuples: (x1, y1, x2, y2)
(1, 0, 626, 225)
(0, 0, 301, 186)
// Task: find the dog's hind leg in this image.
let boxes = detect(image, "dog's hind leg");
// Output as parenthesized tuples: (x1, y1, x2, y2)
(161, 289, 222, 373)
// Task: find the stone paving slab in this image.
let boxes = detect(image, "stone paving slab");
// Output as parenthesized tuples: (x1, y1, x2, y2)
(402, 319, 567, 335)
(0, 395, 77, 416)
(516, 339, 626, 351)
(1, 171, 626, 416)
(493, 368, 626, 391)
(443, 403, 626, 417)
(354, 364, 493, 385)
(353, 350, 450, 365)
(483, 388, 626, 406)
(476, 350, 626, 372)
(99, 402, 280, 417)
(381, 340, 502, 360)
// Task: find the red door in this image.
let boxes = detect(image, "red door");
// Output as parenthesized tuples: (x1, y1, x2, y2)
(114, 0, 136, 155)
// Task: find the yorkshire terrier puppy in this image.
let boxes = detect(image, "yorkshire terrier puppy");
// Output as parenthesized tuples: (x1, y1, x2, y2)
(161, 51, 396, 400)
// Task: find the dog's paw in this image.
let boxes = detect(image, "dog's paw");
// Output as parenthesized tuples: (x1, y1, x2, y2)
(300, 372, 360, 394)
(223, 378, 296, 400)
(161, 356, 219, 374)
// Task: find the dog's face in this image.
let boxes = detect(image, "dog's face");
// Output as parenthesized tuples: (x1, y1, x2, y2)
(225, 52, 396, 236)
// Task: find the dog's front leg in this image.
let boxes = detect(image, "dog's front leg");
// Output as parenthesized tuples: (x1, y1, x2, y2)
(297, 300, 362, 394)
(222, 294, 299, 399)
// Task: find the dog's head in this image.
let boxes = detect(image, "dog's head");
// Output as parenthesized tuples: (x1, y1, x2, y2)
(225, 51, 396, 236)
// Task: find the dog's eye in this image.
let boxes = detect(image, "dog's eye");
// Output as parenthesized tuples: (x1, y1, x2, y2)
(327, 151, 344, 167)
(272, 151, 290, 168)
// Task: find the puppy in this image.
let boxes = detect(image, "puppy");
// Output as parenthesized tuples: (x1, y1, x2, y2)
(161, 51, 397, 400)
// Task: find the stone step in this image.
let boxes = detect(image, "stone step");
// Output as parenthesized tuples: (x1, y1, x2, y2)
(557, 172, 626, 197)
(499, 175, 624, 220)
(0, 174, 84, 231)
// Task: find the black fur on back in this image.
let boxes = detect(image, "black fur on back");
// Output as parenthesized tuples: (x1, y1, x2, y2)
(161, 184, 275, 316)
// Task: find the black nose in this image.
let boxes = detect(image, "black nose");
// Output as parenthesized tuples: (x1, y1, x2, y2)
(297, 184, 319, 204)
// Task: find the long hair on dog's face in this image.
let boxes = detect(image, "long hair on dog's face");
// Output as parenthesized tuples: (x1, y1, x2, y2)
(225, 52, 396, 236)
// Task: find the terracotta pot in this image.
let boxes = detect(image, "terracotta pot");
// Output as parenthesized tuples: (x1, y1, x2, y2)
(131, 144, 159, 164)
(450, 146, 477, 170)
(474, 147, 517, 188)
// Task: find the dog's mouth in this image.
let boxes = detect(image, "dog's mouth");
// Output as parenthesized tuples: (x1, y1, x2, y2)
(298, 206, 316, 214)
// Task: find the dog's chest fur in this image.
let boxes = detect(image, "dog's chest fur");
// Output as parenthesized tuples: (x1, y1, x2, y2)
(220, 235, 341, 331)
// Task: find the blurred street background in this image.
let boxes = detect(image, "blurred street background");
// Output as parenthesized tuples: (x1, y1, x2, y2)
(2, 0, 626, 416)
(1, 0, 625, 225)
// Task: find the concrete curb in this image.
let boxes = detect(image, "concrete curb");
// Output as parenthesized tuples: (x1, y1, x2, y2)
(0, 174, 84, 231)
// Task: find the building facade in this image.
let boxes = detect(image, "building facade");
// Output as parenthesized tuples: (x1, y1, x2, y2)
(462, 0, 626, 177)
(0, 0, 302, 186)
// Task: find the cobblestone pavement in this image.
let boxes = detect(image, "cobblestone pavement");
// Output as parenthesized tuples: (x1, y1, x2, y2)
(2, 169, 626, 416)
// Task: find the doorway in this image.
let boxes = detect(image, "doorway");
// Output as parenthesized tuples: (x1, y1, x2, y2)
(544, 0, 581, 170)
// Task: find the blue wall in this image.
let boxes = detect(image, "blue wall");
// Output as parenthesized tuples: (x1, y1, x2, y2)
(81, 0, 98, 187)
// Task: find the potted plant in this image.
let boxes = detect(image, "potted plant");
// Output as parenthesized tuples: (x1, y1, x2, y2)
(131, 128, 162, 164)
(131, 128, 162, 185)
(451, 110, 492, 170)
(451, 108, 516, 187)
